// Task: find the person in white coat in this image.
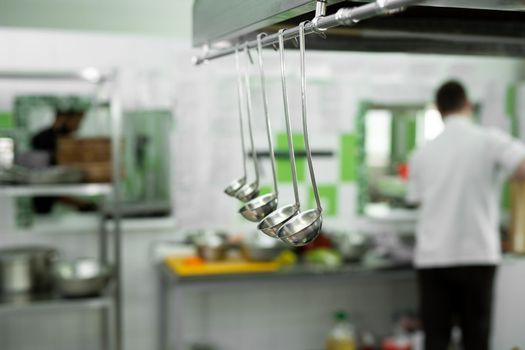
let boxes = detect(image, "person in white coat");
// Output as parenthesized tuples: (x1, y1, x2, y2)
(407, 80, 525, 350)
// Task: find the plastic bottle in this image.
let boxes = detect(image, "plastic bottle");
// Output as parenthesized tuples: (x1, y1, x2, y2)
(326, 311, 356, 350)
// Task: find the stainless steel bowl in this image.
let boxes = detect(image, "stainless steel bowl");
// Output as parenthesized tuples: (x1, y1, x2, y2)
(278, 209, 323, 247)
(52, 258, 112, 298)
(257, 204, 299, 238)
(239, 193, 278, 222)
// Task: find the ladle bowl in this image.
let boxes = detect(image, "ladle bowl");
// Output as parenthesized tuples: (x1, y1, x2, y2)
(224, 177, 247, 197)
(235, 182, 260, 202)
(257, 204, 299, 238)
(239, 193, 278, 222)
(278, 209, 323, 247)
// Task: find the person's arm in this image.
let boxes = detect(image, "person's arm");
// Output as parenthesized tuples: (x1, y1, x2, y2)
(405, 153, 421, 209)
(512, 159, 525, 181)
(489, 129, 525, 181)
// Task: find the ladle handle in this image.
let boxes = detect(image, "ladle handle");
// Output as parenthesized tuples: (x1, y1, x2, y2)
(257, 33, 278, 196)
(299, 22, 322, 212)
(235, 47, 248, 179)
(243, 45, 260, 184)
(278, 29, 300, 208)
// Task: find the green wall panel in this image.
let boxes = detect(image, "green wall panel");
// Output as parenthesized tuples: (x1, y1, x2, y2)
(340, 133, 357, 182)
(307, 184, 337, 217)
(258, 185, 273, 196)
(276, 132, 306, 183)
(0, 112, 13, 129)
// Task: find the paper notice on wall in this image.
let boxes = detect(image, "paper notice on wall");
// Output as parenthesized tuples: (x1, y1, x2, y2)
(480, 81, 510, 132)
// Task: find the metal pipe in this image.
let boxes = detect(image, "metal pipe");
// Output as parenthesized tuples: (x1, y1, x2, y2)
(278, 29, 301, 208)
(315, 0, 327, 18)
(243, 48, 260, 184)
(193, 0, 424, 65)
(109, 72, 124, 350)
(234, 48, 248, 180)
(298, 21, 322, 212)
(256, 33, 279, 195)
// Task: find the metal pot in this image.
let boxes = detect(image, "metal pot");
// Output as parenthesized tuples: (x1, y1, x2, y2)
(190, 231, 229, 262)
(241, 233, 287, 262)
(332, 232, 370, 262)
(0, 246, 59, 296)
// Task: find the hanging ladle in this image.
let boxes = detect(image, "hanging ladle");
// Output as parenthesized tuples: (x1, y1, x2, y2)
(235, 46, 260, 202)
(277, 22, 323, 247)
(257, 29, 301, 238)
(239, 34, 279, 222)
(224, 47, 248, 197)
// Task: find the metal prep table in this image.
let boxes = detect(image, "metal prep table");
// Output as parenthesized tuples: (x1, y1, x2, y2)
(158, 262, 415, 350)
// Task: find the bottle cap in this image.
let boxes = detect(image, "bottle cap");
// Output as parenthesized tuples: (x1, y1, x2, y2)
(335, 310, 348, 321)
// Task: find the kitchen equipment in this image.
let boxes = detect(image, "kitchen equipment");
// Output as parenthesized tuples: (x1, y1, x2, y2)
(257, 29, 301, 238)
(26, 166, 84, 184)
(165, 256, 280, 276)
(52, 258, 112, 298)
(0, 250, 32, 295)
(234, 46, 260, 202)
(0, 246, 59, 295)
(224, 48, 248, 197)
(241, 233, 287, 261)
(332, 231, 370, 262)
(239, 34, 279, 222)
(0, 137, 15, 169)
(277, 22, 323, 247)
(192, 231, 229, 261)
(15, 151, 51, 169)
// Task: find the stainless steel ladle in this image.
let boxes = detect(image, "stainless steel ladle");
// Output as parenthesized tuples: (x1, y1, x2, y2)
(257, 29, 301, 238)
(277, 22, 323, 247)
(239, 34, 279, 222)
(224, 47, 248, 197)
(235, 46, 260, 202)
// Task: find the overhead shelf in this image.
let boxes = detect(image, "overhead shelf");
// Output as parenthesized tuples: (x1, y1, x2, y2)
(0, 69, 111, 84)
(0, 184, 113, 197)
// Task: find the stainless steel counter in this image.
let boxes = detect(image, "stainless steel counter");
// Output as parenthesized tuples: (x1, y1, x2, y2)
(158, 261, 415, 350)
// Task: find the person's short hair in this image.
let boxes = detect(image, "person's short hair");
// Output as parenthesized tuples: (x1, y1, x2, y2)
(435, 80, 468, 116)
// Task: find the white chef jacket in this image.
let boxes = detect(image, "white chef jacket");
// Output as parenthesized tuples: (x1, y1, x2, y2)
(407, 115, 525, 267)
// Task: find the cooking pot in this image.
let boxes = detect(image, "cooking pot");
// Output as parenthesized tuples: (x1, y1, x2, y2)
(0, 246, 59, 295)
(188, 231, 230, 262)
(331, 232, 370, 262)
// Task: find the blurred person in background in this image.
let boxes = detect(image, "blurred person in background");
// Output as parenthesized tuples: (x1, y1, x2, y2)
(32, 108, 84, 165)
(32, 107, 94, 213)
(407, 80, 525, 350)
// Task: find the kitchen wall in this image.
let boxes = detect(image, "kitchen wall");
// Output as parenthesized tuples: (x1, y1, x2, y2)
(0, 27, 525, 350)
(0, 0, 193, 37)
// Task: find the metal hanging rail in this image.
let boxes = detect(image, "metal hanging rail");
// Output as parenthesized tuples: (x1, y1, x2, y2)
(193, 0, 425, 65)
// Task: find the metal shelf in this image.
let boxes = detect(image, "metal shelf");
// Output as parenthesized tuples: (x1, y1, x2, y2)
(0, 295, 112, 314)
(0, 69, 110, 84)
(0, 183, 113, 197)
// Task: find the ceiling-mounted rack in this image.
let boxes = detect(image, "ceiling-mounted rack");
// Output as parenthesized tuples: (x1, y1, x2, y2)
(193, 0, 424, 65)
(193, 0, 525, 59)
